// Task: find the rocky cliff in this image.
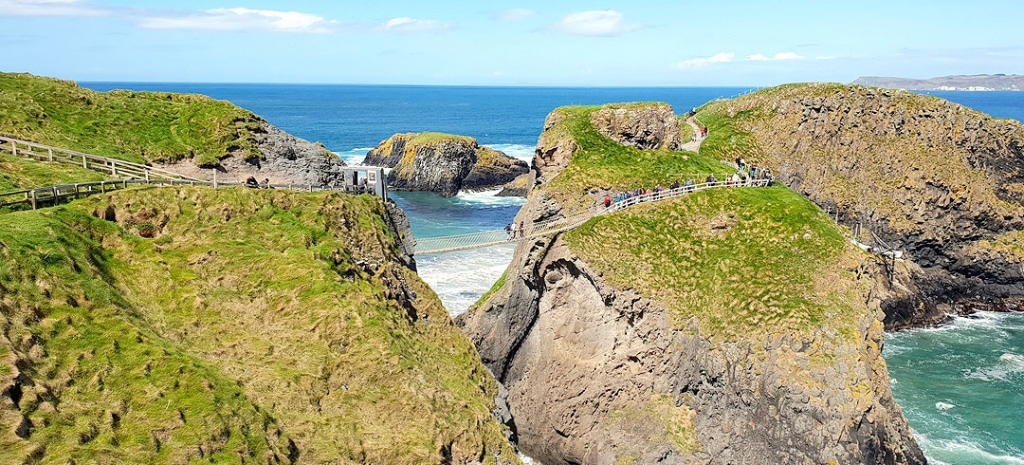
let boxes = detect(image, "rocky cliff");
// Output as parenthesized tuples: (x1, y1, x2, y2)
(459, 102, 923, 464)
(697, 83, 1024, 328)
(364, 133, 529, 197)
(160, 121, 349, 188)
(0, 187, 519, 464)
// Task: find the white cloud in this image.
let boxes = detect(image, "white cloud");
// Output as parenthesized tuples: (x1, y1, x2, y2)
(554, 10, 639, 37)
(674, 52, 735, 68)
(382, 16, 451, 33)
(0, 0, 106, 16)
(496, 8, 535, 22)
(746, 52, 805, 62)
(139, 7, 338, 33)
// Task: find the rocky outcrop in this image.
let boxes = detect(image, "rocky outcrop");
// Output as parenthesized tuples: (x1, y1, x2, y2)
(463, 146, 531, 191)
(700, 83, 1024, 327)
(458, 103, 924, 464)
(591, 102, 683, 151)
(156, 120, 348, 187)
(461, 235, 923, 465)
(364, 133, 528, 197)
(496, 173, 533, 197)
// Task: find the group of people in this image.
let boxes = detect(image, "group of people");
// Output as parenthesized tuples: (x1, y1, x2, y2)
(691, 126, 708, 142)
(504, 221, 526, 240)
(598, 163, 775, 209)
(244, 176, 271, 189)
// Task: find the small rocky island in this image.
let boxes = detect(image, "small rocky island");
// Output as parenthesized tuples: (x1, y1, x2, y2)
(363, 132, 530, 197)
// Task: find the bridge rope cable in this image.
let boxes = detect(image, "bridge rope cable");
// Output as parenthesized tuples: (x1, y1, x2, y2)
(414, 178, 770, 255)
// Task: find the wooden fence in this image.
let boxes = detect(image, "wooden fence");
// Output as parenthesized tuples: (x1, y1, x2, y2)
(0, 135, 203, 183)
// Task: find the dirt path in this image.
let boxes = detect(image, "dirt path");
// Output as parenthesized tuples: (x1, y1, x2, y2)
(680, 115, 705, 152)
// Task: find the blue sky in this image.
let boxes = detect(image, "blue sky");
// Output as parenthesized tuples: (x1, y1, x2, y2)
(2, 0, 1022, 86)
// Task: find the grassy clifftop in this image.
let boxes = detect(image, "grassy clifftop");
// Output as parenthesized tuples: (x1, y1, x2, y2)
(1, 187, 518, 464)
(0, 72, 264, 167)
(529, 101, 869, 344)
(566, 186, 864, 343)
(540, 104, 734, 212)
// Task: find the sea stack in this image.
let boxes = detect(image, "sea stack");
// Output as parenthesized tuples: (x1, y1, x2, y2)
(363, 132, 529, 196)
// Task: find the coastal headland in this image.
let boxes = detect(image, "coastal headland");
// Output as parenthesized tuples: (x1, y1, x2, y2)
(2, 72, 1023, 464)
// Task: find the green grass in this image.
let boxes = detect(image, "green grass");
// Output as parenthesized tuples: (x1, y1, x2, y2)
(0, 72, 264, 167)
(409, 132, 477, 146)
(565, 185, 865, 343)
(0, 209, 289, 464)
(0, 186, 519, 464)
(0, 152, 109, 192)
(543, 105, 737, 212)
(695, 82, 1023, 234)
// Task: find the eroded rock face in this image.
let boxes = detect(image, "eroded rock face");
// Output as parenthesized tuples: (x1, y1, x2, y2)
(459, 222, 923, 465)
(157, 121, 348, 187)
(710, 84, 1024, 326)
(458, 103, 924, 464)
(591, 103, 683, 151)
(462, 146, 530, 192)
(365, 133, 527, 197)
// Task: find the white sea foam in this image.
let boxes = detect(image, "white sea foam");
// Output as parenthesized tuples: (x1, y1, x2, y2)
(416, 243, 516, 317)
(935, 402, 956, 411)
(455, 189, 527, 207)
(485, 143, 535, 162)
(337, 148, 371, 165)
(1001, 353, 1024, 368)
(915, 432, 1024, 465)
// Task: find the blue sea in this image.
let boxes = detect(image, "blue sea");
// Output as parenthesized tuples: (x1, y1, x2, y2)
(83, 82, 1024, 463)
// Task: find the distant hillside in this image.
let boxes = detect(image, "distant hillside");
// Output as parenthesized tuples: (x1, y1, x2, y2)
(853, 74, 1024, 91)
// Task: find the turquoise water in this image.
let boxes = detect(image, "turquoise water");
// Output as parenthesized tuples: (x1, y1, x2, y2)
(78, 82, 1024, 462)
(884, 312, 1024, 464)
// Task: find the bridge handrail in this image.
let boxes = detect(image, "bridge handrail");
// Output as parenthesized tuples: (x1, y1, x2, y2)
(413, 178, 770, 255)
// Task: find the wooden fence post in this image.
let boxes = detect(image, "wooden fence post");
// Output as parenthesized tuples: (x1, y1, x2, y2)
(213, 171, 218, 189)
(82, 154, 88, 169)
(48, 148, 53, 162)
(10, 140, 16, 157)
(30, 190, 36, 210)
(145, 170, 150, 181)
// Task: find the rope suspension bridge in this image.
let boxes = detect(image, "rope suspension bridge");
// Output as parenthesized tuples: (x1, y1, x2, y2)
(412, 178, 770, 255)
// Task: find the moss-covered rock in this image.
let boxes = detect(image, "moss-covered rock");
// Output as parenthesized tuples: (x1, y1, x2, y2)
(364, 133, 528, 196)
